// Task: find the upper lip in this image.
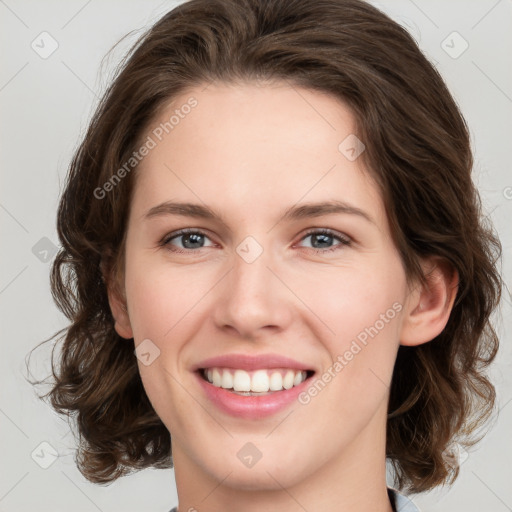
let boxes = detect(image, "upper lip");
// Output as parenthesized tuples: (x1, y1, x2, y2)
(193, 353, 315, 372)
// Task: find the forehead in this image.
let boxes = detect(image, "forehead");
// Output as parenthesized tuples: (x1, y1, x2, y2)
(130, 81, 385, 228)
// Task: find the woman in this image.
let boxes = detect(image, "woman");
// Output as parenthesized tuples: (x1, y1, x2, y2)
(37, 0, 502, 510)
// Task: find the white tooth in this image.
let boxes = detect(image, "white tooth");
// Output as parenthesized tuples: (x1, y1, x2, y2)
(283, 370, 294, 390)
(212, 368, 222, 387)
(269, 372, 283, 391)
(208, 367, 308, 392)
(233, 369, 251, 392)
(293, 370, 303, 386)
(221, 369, 234, 389)
(251, 370, 270, 392)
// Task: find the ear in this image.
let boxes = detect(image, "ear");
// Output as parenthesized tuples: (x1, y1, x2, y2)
(400, 256, 459, 346)
(101, 256, 133, 340)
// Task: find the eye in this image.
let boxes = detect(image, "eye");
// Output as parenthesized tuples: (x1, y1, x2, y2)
(160, 229, 216, 253)
(159, 227, 352, 254)
(296, 228, 352, 253)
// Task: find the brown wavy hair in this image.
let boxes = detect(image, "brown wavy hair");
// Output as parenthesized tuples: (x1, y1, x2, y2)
(27, 0, 503, 493)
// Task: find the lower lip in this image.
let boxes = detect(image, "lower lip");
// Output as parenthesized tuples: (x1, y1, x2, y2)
(195, 371, 313, 419)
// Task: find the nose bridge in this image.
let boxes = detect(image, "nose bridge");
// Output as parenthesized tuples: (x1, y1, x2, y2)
(213, 234, 291, 337)
(233, 238, 271, 297)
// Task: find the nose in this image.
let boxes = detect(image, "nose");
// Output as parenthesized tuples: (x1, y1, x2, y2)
(212, 239, 294, 340)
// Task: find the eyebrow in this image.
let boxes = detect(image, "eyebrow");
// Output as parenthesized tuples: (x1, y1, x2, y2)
(143, 200, 375, 226)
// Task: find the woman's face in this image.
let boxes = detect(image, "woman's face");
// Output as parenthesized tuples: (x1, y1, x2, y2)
(119, 81, 413, 491)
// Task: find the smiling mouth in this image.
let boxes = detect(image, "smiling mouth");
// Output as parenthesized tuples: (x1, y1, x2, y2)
(199, 367, 315, 395)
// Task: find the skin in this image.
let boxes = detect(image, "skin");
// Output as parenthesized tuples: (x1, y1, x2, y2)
(107, 81, 458, 512)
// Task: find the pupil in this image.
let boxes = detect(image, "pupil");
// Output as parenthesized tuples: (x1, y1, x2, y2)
(184, 233, 203, 248)
(313, 233, 332, 248)
(181, 233, 333, 249)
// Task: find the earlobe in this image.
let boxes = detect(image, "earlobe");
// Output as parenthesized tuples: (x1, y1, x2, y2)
(102, 261, 134, 340)
(108, 289, 134, 340)
(400, 257, 459, 347)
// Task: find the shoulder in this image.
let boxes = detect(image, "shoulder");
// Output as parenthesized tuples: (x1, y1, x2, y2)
(168, 490, 420, 512)
(388, 487, 421, 512)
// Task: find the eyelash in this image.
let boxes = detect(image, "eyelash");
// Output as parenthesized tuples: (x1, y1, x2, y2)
(159, 228, 352, 255)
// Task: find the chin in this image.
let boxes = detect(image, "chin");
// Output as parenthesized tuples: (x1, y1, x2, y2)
(202, 453, 310, 491)
(224, 470, 299, 492)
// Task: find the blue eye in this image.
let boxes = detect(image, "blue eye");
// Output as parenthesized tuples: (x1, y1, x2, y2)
(160, 228, 351, 254)
(299, 228, 352, 253)
(160, 229, 215, 252)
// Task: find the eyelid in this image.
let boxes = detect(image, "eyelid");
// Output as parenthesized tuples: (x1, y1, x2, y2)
(297, 227, 352, 246)
(159, 228, 217, 248)
(159, 226, 353, 254)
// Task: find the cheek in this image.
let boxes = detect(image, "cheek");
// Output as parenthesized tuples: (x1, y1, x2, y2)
(312, 257, 405, 389)
(309, 258, 404, 340)
(123, 252, 197, 340)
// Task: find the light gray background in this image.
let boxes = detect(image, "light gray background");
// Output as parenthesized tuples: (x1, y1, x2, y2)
(1, 0, 511, 511)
